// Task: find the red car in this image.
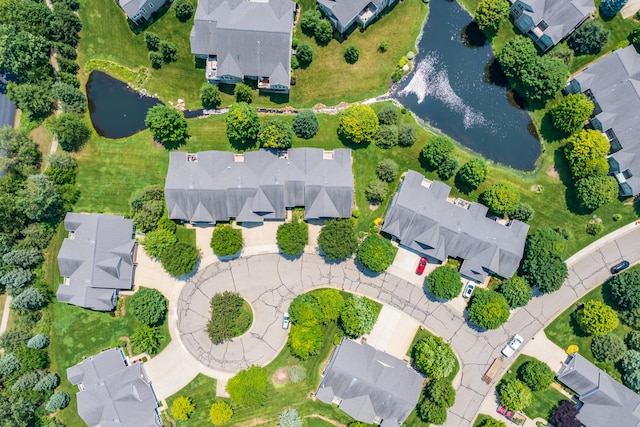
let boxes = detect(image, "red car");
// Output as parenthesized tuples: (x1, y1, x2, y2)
(416, 258, 428, 275)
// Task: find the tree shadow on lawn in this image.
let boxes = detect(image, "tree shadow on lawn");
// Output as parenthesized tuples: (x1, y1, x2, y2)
(539, 111, 567, 144)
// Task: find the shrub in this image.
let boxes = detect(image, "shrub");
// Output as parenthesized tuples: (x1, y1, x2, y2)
(226, 365, 269, 407)
(365, 180, 388, 203)
(438, 156, 459, 180)
(33, 373, 60, 391)
(518, 359, 554, 391)
(610, 270, 640, 310)
(481, 182, 520, 216)
(131, 324, 162, 354)
(258, 120, 293, 149)
(576, 300, 619, 336)
(276, 220, 308, 257)
(149, 51, 163, 69)
(576, 176, 619, 211)
(338, 104, 379, 144)
(357, 235, 396, 273)
(144, 32, 160, 51)
(12, 287, 46, 311)
(422, 135, 454, 169)
(427, 265, 463, 300)
(398, 124, 418, 147)
(207, 291, 251, 344)
(456, 157, 488, 189)
(160, 41, 178, 63)
(498, 378, 532, 411)
(49, 113, 91, 151)
(145, 105, 189, 145)
(374, 124, 398, 148)
(292, 110, 319, 139)
(376, 158, 399, 182)
(234, 83, 253, 103)
(378, 40, 389, 52)
(26, 334, 48, 349)
(300, 10, 321, 35)
(467, 290, 510, 329)
(475, 0, 510, 32)
(413, 336, 457, 379)
(550, 400, 580, 427)
(289, 294, 323, 327)
(210, 225, 242, 256)
(312, 288, 345, 324)
(296, 42, 313, 67)
(209, 401, 233, 425)
(171, 396, 195, 421)
(509, 202, 535, 223)
(279, 408, 302, 427)
(478, 418, 506, 427)
(225, 102, 260, 146)
(568, 21, 610, 55)
(627, 331, 640, 351)
(141, 228, 177, 259)
(591, 333, 627, 362)
(131, 287, 167, 326)
(340, 296, 376, 337)
(288, 324, 323, 360)
(174, 0, 194, 21)
(600, 0, 628, 17)
(46, 391, 70, 411)
(344, 44, 360, 64)
(314, 19, 333, 44)
(377, 106, 398, 125)
(200, 83, 221, 109)
(419, 399, 447, 425)
(318, 219, 359, 261)
(291, 55, 300, 69)
(585, 220, 605, 235)
(498, 276, 532, 308)
(160, 241, 199, 276)
(287, 365, 307, 383)
(550, 94, 594, 134)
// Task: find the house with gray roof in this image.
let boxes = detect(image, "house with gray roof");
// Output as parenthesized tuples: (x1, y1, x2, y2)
(565, 45, 640, 197)
(557, 353, 640, 427)
(67, 348, 163, 427)
(316, 338, 423, 426)
(510, 0, 594, 51)
(117, 0, 163, 26)
(317, 0, 397, 35)
(381, 170, 529, 282)
(164, 148, 354, 223)
(190, 0, 295, 92)
(57, 213, 137, 311)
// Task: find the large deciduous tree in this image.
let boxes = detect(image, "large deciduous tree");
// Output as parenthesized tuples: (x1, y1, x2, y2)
(258, 119, 293, 149)
(456, 157, 488, 189)
(225, 102, 260, 146)
(287, 324, 324, 360)
(481, 182, 520, 216)
(609, 270, 640, 310)
(356, 235, 396, 273)
(337, 104, 379, 144)
(48, 113, 91, 151)
(427, 265, 463, 300)
(497, 276, 532, 308)
(145, 105, 189, 145)
(518, 359, 554, 391)
(550, 94, 594, 134)
(422, 135, 454, 169)
(521, 227, 568, 293)
(412, 335, 457, 379)
(576, 300, 619, 336)
(575, 175, 619, 211)
(0, 127, 41, 178)
(467, 290, 510, 329)
(475, 0, 510, 32)
(226, 365, 269, 407)
(131, 287, 168, 326)
(564, 129, 610, 181)
(498, 378, 532, 411)
(318, 219, 359, 261)
(16, 174, 63, 223)
(340, 296, 376, 337)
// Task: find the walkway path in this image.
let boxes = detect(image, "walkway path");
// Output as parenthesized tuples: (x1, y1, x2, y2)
(0, 295, 12, 336)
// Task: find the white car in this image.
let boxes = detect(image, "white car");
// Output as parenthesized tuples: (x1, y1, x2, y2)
(501, 334, 524, 358)
(282, 312, 290, 330)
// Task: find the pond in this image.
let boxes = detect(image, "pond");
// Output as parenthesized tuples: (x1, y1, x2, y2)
(86, 71, 163, 139)
(393, 0, 541, 171)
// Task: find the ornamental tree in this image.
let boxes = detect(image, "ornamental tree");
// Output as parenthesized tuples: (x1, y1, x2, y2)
(0, 268, 33, 294)
(475, 0, 510, 32)
(288, 294, 323, 327)
(600, 0, 629, 16)
(374, 124, 398, 149)
(438, 156, 460, 180)
(467, 290, 510, 329)
(160, 241, 199, 276)
(0, 127, 41, 178)
(424, 378, 456, 408)
(145, 106, 189, 145)
(312, 289, 345, 324)
(419, 399, 447, 425)
(481, 182, 520, 216)
(521, 227, 568, 293)
(296, 42, 313, 67)
(200, 83, 221, 109)
(564, 129, 610, 180)
(226, 365, 269, 407)
(376, 158, 399, 182)
(145, 32, 160, 50)
(576, 300, 619, 336)
(575, 175, 619, 211)
(292, 110, 319, 139)
(276, 220, 308, 257)
(422, 135, 454, 169)
(141, 227, 177, 259)
(130, 324, 162, 354)
(518, 359, 554, 391)
(365, 179, 388, 203)
(3, 249, 43, 269)
(234, 83, 252, 103)
(209, 401, 233, 425)
(337, 104, 379, 144)
(210, 224, 243, 256)
(610, 270, 640, 310)
(171, 396, 195, 421)
(174, 0, 194, 21)
(17, 174, 63, 223)
(591, 333, 627, 362)
(627, 330, 640, 351)
(344, 44, 360, 64)
(356, 235, 396, 273)
(314, 19, 333, 44)
(279, 408, 302, 427)
(498, 276, 532, 308)
(160, 41, 178, 63)
(377, 105, 398, 125)
(509, 202, 535, 223)
(131, 287, 168, 326)
(427, 265, 463, 300)
(258, 119, 293, 149)
(497, 36, 538, 80)
(456, 157, 488, 189)
(45, 391, 70, 411)
(340, 296, 376, 337)
(550, 94, 594, 134)
(287, 324, 324, 360)
(568, 21, 610, 55)
(398, 124, 418, 147)
(550, 400, 581, 427)
(225, 102, 260, 146)
(412, 336, 457, 379)
(33, 373, 60, 391)
(299, 10, 321, 35)
(207, 291, 250, 344)
(498, 378, 532, 411)
(318, 219, 359, 261)
(45, 151, 77, 185)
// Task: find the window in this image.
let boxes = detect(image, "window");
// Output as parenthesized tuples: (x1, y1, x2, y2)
(141, 7, 147, 13)
(149, 2, 154, 8)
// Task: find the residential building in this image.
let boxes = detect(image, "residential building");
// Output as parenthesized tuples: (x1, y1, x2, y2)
(117, 0, 164, 26)
(557, 353, 640, 427)
(510, 0, 594, 51)
(381, 170, 529, 282)
(57, 213, 137, 311)
(317, 0, 397, 35)
(565, 45, 640, 196)
(67, 348, 163, 427)
(190, 0, 295, 93)
(165, 148, 354, 223)
(0, 83, 16, 129)
(316, 338, 423, 426)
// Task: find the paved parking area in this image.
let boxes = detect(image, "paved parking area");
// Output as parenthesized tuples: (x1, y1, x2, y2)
(387, 245, 434, 286)
(240, 221, 280, 256)
(365, 305, 420, 361)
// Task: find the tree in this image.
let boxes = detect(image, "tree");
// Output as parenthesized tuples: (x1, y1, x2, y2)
(575, 175, 619, 211)
(279, 408, 302, 427)
(225, 102, 260, 146)
(374, 124, 398, 149)
(234, 83, 253, 104)
(292, 110, 319, 139)
(318, 219, 359, 261)
(276, 220, 308, 257)
(174, 0, 194, 21)
(210, 225, 242, 256)
(576, 300, 619, 336)
(129, 184, 165, 232)
(623, 350, 640, 391)
(550, 94, 594, 134)
(479, 418, 506, 427)
(357, 235, 396, 273)
(509, 202, 534, 222)
(0, 268, 33, 294)
(287, 324, 324, 360)
(209, 401, 233, 425)
(131, 287, 167, 326)
(33, 372, 60, 391)
(424, 378, 456, 408)
(481, 182, 520, 216)
(550, 400, 581, 427)
(456, 157, 488, 189)
(19, 222, 56, 250)
(467, 290, 510, 330)
(0, 127, 41, 178)
(438, 156, 460, 180)
(26, 334, 48, 349)
(12, 286, 46, 311)
(145, 105, 189, 145)
(314, 19, 333, 44)
(11, 371, 39, 391)
(517, 55, 568, 104)
(344, 44, 360, 64)
(475, 0, 510, 32)
(497, 36, 538, 80)
(7, 82, 53, 119)
(627, 330, 640, 351)
(377, 105, 398, 125)
(518, 359, 554, 391)
(149, 51, 163, 69)
(521, 227, 568, 293)
(427, 265, 463, 300)
(422, 135, 454, 169)
(49, 113, 91, 151)
(564, 129, 610, 180)
(226, 365, 269, 407)
(498, 276, 532, 308)
(171, 396, 195, 421)
(365, 179, 388, 203)
(45, 391, 70, 411)
(0, 329, 30, 352)
(419, 399, 447, 425)
(337, 104, 379, 144)
(131, 324, 162, 354)
(51, 2, 81, 45)
(296, 42, 313, 67)
(141, 227, 177, 259)
(0, 29, 51, 83)
(160, 41, 178, 63)
(289, 294, 323, 327)
(610, 270, 640, 310)
(57, 56, 79, 74)
(591, 333, 627, 362)
(258, 119, 293, 149)
(207, 291, 250, 344)
(398, 124, 418, 147)
(600, 0, 629, 16)
(568, 21, 610, 55)
(340, 296, 376, 337)
(144, 32, 160, 51)
(3, 248, 43, 269)
(45, 151, 77, 185)
(312, 289, 344, 324)
(412, 336, 457, 379)
(52, 82, 86, 114)
(498, 378, 532, 411)
(200, 83, 221, 109)
(299, 10, 321, 35)
(0, 353, 21, 377)
(376, 158, 399, 182)
(160, 241, 199, 276)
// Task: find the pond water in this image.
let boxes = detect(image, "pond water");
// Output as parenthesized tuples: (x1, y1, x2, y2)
(393, 0, 541, 171)
(86, 71, 163, 139)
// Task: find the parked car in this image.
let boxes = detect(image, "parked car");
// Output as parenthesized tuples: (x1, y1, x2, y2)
(416, 257, 428, 275)
(497, 405, 506, 415)
(501, 334, 524, 358)
(282, 312, 290, 329)
(611, 260, 630, 275)
(462, 282, 476, 299)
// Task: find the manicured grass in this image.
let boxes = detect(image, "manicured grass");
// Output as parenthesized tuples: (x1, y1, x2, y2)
(175, 225, 196, 247)
(304, 418, 337, 427)
(165, 374, 217, 426)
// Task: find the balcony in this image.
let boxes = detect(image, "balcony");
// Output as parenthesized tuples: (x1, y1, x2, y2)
(206, 56, 218, 81)
(257, 76, 270, 89)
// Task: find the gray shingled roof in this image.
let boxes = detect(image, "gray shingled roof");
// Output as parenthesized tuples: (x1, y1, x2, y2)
(569, 46, 640, 195)
(0, 94, 16, 129)
(557, 353, 640, 427)
(381, 170, 529, 281)
(165, 148, 354, 223)
(118, 0, 146, 18)
(190, 0, 294, 87)
(316, 339, 423, 426)
(57, 213, 136, 311)
(67, 348, 163, 427)
(317, 0, 383, 30)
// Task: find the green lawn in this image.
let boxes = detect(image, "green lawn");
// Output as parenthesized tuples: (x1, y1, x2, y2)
(304, 417, 338, 427)
(500, 355, 567, 420)
(175, 225, 196, 247)
(473, 414, 501, 426)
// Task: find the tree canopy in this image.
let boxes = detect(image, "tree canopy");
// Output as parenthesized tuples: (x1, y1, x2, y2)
(576, 300, 619, 336)
(498, 378, 532, 411)
(427, 265, 463, 300)
(292, 110, 319, 139)
(475, 0, 510, 32)
(550, 94, 594, 134)
(131, 287, 167, 326)
(356, 235, 396, 273)
(287, 324, 324, 360)
(456, 157, 488, 189)
(337, 104, 379, 144)
(210, 225, 243, 257)
(225, 102, 260, 147)
(226, 366, 269, 407)
(412, 335, 457, 379)
(467, 290, 510, 329)
(521, 227, 568, 293)
(48, 113, 91, 152)
(422, 135, 454, 169)
(481, 182, 520, 216)
(258, 119, 293, 149)
(276, 219, 308, 257)
(145, 105, 189, 145)
(318, 219, 359, 261)
(340, 296, 376, 337)
(518, 359, 554, 391)
(568, 21, 610, 55)
(564, 129, 610, 181)
(498, 276, 532, 308)
(575, 175, 619, 211)
(0, 128, 41, 178)
(609, 270, 640, 310)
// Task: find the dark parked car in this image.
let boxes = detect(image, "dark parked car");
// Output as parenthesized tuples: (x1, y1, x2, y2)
(416, 257, 428, 275)
(611, 260, 630, 275)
